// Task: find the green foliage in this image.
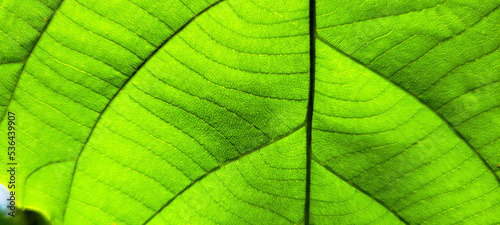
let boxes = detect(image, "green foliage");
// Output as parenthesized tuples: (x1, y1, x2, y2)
(0, 0, 499, 224)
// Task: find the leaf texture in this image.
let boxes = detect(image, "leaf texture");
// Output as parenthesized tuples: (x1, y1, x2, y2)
(0, 0, 499, 224)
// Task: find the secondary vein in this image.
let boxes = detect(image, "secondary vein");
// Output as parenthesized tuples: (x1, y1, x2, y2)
(142, 123, 306, 225)
(0, 0, 67, 124)
(59, 0, 225, 222)
(315, 34, 500, 185)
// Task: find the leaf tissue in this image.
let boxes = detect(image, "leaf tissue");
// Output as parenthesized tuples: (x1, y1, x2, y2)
(0, 0, 499, 224)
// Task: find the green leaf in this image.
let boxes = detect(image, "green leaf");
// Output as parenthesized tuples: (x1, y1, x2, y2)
(0, 0, 499, 224)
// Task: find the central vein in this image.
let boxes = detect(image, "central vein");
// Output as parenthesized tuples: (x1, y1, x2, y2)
(304, 0, 316, 224)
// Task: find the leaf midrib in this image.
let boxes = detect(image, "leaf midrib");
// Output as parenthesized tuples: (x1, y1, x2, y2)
(13, 0, 499, 224)
(303, 0, 315, 223)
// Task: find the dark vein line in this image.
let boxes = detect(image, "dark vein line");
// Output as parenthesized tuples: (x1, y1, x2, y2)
(0, 28, 30, 52)
(0, 0, 66, 124)
(22, 159, 76, 203)
(143, 68, 271, 140)
(315, 34, 500, 185)
(0, 61, 24, 66)
(312, 158, 410, 224)
(24, 159, 77, 185)
(71, 0, 156, 47)
(418, 44, 500, 99)
(294, 217, 305, 225)
(220, 165, 296, 223)
(141, 123, 306, 225)
(317, 0, 447, 29)
(389, 3, 500, 79)
(60, 0, 225, 222)
(304, 0, 315, 224)
(161, 50, 307, 101)
(0, 6, 40, 33)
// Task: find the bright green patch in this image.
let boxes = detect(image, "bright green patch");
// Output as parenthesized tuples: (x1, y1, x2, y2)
(0, 0, 499, 224)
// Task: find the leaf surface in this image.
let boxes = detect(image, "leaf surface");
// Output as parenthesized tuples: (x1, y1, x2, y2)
(0, 0, 499, 224)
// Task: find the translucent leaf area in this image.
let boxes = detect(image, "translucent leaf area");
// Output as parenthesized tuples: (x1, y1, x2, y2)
(0, 0, 499, 224)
